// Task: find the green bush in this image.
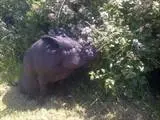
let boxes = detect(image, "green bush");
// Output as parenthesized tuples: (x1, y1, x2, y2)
(0, 0, 48, 84)
(89, 0, 160, 98)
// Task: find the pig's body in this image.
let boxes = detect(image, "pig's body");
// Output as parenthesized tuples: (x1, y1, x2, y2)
(19, 34, 96, 96)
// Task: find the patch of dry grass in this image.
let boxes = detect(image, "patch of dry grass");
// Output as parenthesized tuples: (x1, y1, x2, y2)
(0, 82, 158, 120)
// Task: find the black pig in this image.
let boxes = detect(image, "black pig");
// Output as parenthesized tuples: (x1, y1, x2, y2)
(19, 33, 96, 97)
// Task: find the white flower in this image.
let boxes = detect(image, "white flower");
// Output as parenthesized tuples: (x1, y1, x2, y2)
(81, 27, 92, 35)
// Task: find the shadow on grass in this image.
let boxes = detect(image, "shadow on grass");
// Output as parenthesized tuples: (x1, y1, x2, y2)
(0, 69, 158, 120)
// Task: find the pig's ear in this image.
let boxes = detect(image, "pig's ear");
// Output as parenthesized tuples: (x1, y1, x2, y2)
(41, 35, 60, 49)
(41, 35, 81, 49)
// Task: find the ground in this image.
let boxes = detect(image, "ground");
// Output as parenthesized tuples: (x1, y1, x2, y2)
(0, 79, 159, 120)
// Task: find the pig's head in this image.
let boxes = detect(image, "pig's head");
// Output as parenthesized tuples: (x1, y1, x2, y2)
(41, 35, 96, 69)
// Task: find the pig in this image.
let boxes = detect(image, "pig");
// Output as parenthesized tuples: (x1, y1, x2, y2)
(19, 33, 96, 97)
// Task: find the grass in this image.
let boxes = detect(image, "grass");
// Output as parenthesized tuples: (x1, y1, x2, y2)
(0, 71, 159, 120)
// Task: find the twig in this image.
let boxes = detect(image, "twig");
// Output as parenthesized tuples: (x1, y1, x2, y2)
(57, 0, 66, 25)
(90, 98, 99, 106)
